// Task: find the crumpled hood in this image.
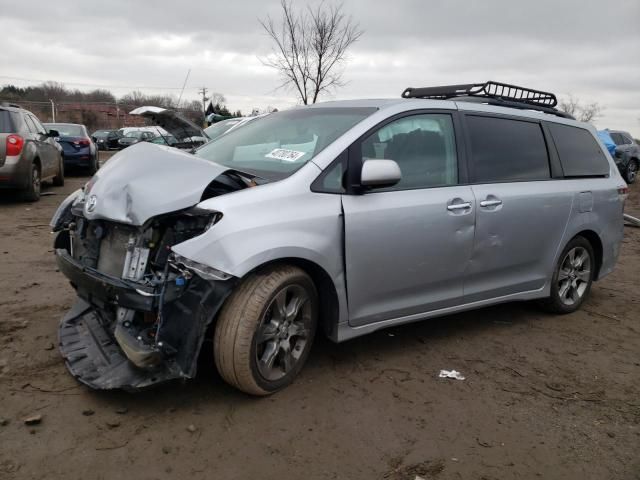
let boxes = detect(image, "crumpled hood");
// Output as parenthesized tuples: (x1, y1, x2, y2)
(82, 142, 229, 225)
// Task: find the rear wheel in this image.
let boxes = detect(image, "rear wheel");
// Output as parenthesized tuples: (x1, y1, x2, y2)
(88, 153, 98, 175)
(539, 236, 594, 314)
(214, 265, 318, 395)
(52, 156, 64, 186)
(624, 159, 638, 184)
(22, 163, 41, 202)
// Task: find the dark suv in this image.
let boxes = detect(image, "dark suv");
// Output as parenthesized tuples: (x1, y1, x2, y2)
(0, 104, 64, 201)
(609, 130, 639, 184)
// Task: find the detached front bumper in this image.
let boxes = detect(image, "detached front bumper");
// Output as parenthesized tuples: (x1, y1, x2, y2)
(59, 299, 181, 390)
(55, 246, 235, 391)
(55, 248, 181, 311)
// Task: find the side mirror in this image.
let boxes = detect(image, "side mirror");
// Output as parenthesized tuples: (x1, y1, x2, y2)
(360, 159, 401, 189)
(47, 129, 59, 138)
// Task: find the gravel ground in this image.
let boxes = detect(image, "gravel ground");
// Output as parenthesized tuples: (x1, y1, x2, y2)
(0, 151, 639, 479)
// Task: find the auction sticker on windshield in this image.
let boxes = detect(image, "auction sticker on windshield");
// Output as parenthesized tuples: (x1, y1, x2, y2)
(265, 148, 306, 162)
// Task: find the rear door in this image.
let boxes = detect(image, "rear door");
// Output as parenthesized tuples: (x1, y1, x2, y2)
(342, 112, 476, 326)
(461, 114, 573, 302)
(27, 115, 57, 176)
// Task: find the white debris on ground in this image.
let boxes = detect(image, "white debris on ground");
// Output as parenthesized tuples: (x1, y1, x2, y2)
(438, 369, 465, 380)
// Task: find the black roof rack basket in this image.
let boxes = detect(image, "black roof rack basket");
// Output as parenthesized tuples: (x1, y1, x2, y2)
(401, 81, 573, 119)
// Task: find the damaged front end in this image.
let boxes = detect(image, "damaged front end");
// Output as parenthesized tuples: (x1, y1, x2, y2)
(52, 187, 239, 391)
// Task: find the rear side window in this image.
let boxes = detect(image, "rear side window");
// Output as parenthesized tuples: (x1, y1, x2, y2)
(23, 115, 38, 134)
(610, 132, 626, 146)
(0, 111, 14, 132)
(547, 123, 609, 177)
(466, 115, 550, 182)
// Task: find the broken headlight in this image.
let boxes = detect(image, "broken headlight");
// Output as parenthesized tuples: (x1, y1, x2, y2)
(171, 253, 233, 281)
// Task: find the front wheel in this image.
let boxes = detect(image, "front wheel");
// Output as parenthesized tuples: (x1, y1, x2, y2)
(539, 236, 594, 314)
(214, 265, 318, 395)
(624, 159, 638, 184)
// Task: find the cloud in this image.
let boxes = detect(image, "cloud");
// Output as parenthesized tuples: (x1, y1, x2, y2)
(0, 0, 638, 134)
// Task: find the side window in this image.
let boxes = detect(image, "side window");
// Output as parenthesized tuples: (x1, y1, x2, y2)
(30, 116, 47, 134)
(312, 151, 347, 193)
(466, 115, 550, 182)
(359, 114, 458, 190)
(547, 123, 609, 177)
(610, 133, 625, 146)
(23, 115, 38, 134)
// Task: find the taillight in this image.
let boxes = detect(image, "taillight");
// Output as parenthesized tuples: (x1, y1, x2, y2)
(74, 138, 91, 146)
(618, 185, 629, 203)
(6, 134, 25, 156)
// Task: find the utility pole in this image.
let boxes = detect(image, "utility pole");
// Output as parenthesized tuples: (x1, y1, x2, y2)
(198, 87, 208, 124)
(49, 99, 56, 122)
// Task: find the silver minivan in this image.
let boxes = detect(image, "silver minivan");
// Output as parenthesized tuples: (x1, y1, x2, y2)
(51, 82, 627, 395)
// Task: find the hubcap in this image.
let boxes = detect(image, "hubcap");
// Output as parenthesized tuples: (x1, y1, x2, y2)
(255, 284, 312, 381)
(557, 247, 591, 306)
(628, 162, 637, 182)
(32, 168, 41, 193)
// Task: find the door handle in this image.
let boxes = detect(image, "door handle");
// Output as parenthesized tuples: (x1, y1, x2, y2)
(447, 202, 472, 211)
(480, 199, 503, 207)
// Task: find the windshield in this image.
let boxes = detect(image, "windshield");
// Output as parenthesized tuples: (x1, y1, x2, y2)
(203, 119, 243, 141)
(195, 107, 376, 180)
(125, 131, 145, 139)
(92, 130, 110, 137)
(47, 124, 84, 136)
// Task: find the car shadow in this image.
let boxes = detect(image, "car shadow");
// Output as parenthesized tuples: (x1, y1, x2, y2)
(87, 300, 544, 409)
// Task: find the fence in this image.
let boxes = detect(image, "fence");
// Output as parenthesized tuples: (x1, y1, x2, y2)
(0, 99, 203, 132)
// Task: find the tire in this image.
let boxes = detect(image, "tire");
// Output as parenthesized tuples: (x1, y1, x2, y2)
(88, 153, 98, 175)
(52, 156, 64, 186)
(214, 265, 318, 396)
(539, 236, 595, 314)
(21, 163, 41, 202)
(623, 159, 638, 184)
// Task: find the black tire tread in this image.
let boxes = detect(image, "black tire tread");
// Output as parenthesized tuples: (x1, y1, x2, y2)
(214, 265, 312, 396)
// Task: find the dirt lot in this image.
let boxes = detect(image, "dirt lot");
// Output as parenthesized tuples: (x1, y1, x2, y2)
(0, 151, 639, 480)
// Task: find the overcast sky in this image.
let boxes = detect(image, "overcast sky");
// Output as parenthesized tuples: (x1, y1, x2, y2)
(1, 0, 638, 135)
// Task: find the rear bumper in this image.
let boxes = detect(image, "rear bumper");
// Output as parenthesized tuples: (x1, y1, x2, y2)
(0, 155, 30, 189)
(62, 150, 92, 166)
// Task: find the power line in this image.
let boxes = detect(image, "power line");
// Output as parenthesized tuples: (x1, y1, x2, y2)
(0, 75, 193, 91)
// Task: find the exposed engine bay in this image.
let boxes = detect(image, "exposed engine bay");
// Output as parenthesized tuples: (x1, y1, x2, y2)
(51, 168, 257, 390)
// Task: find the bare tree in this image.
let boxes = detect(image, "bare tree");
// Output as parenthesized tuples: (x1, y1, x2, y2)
(260, 1, 363, 104)
(559, 94, 602, 123)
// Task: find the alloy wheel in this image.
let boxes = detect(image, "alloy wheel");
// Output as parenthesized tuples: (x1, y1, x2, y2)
(557, 247, 591, 306)
(627, 161, 637, 183)
(255, 284, 312, 381)
(32, 167, 41, 195)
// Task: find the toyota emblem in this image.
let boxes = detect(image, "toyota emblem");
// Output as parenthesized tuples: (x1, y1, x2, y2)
(86, 195, 98, 213)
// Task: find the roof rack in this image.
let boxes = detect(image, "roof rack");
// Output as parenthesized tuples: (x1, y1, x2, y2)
(401, 81, 574, 119)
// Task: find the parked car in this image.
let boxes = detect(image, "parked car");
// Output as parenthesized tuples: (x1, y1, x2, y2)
(129, 106, 209, 148)
(50, 81, 626, 395)
(0, 103, 64, 201)
(203, 116, 265, 142)
(607, 130, 639, 184)
(45, 123, 98, 174)
(150, 134, 178, 146)
(118, 129, 157, 148)
(92, 129, 123, 150)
